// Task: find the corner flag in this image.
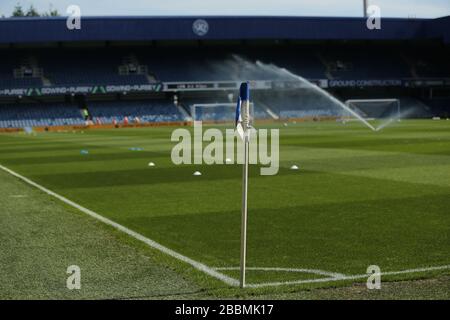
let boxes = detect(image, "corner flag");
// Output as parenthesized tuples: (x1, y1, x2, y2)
(236, 82, 251, 288)
(235, 82, 251, 141)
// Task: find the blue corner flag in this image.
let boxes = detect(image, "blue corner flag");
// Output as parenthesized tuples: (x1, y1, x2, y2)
(236, 82, 250, 141)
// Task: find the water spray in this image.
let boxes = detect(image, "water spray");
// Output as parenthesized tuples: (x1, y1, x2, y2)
(255, 61, 377, 132)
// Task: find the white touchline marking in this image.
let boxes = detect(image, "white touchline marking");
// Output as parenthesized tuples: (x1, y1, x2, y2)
(240, 265, 450, 288)
(0, 164, 239, 287)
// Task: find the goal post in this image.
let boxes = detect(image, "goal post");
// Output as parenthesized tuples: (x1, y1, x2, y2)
(191, 102, 254, 123)
(345, 99, 401, 120)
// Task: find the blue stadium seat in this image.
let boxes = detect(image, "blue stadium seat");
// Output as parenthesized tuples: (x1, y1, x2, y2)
(87, 100, 186, 124)
(0, 103, 85, 128)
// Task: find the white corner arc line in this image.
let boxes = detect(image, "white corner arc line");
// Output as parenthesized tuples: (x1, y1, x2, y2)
(214, 267, 346, 279)
(244, 265, 450, 288)
(0, 164, 239, 287)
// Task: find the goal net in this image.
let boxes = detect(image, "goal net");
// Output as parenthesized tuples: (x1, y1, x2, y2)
(345, 99, 400, 119)
(191, 102, 254, 123)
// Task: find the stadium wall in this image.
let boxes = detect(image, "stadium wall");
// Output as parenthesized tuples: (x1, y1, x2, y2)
(0, 16, 449, 44)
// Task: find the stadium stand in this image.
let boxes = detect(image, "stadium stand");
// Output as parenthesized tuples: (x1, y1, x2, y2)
(0, 16, 448, 128)
(399, 97, 433, 118)
(0, 52, 44, 88)
(406, 49, 450, 78)
(139, 49, 232, 82)
(321, 46, 412, 80)
(5, 46, 450, 85)
(192, 104, 236, 121)
(39, 49, 150, 86)
(247, 48, 326, 79)
(0, 103, 84, 128)
(183, 95, 273, 121)
(421, 98, 450, 117)
(0, 77, 43, 89)
(87, 100, 186, 124)
(0, 99, 187, 128)
(255, 91, 342, 119)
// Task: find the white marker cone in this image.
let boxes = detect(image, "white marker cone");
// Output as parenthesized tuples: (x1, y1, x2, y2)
(193, 171, 202, 176)
(148, 162, 155, 167)
(290, 165, 299, 170)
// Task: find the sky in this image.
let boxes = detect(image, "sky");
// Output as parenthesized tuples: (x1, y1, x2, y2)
(1, 0, 449, 18)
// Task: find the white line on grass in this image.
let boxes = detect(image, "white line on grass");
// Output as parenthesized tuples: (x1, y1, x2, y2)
(214, 267, 346, 279)
(0, 164, 239, 287)
(241, 265, 450, 288)
(2, 163, 449, 289)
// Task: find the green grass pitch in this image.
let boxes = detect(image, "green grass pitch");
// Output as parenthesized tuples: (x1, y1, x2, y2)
(0, 119, 449, 298)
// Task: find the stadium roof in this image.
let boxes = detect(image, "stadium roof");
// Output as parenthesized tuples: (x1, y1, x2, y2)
(0, 15, 449, 44)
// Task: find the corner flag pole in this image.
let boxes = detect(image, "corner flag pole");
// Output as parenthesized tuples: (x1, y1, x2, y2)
(237, 82, 250, 288)
(240, 124, 249, 288)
